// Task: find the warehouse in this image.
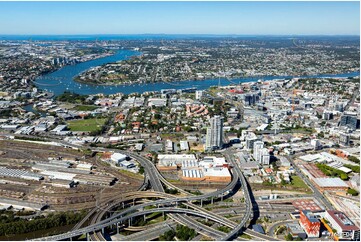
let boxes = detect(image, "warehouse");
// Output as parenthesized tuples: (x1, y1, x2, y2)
(157, 154, 197, 171)
(40, 170, 76, 181)
(119, 160, 136, 169)
(182, 169, 204, 181)
(74, 174, 116, 186)
(110, 153, 127, 164)
(0, 167, 43, 181)
(76, 163, 93, 171)
(50, 179, 75, 188)
(179, 140, 189, 151)
(0, 198, 46, 211)
(203, 167, 232, 182)
(313, 178, 348, 191)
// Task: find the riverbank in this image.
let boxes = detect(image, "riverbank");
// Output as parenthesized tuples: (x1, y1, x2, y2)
(34, 49, 360, 97)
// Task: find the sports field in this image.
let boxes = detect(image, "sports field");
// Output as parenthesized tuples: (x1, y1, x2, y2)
(68, 118, 106, 132)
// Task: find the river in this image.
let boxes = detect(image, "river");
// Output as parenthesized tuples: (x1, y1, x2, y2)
(34, 50, 360, 97)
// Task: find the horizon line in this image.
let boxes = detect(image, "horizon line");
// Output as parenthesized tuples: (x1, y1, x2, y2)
(0, 33, 359, 37)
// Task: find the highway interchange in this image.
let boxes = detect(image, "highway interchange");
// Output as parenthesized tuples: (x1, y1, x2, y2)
(19, 133, 329, 241)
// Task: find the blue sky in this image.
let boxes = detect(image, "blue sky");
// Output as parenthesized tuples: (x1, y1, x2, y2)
(0, 1, 359, 35)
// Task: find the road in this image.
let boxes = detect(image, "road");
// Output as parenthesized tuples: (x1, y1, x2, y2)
(20, 136, 260, 241)
(287, 155, 333, 210)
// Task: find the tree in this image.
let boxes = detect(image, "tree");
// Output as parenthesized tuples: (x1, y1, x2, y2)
(159, 230, 175, 241)
(347, 188, 359, 196)
(348, 156, 360, 164)
(285, 233, 294, 241)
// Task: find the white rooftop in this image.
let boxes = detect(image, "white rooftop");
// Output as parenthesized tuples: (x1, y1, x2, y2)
(313, 178, 348, 188)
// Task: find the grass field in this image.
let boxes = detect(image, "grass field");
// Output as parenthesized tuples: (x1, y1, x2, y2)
(290, 176, 309, 189)
(67, 118, 106, 132)
(72, 105, 99, 111)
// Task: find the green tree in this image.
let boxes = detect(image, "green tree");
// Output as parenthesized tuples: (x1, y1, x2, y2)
(285, 233, 294, 241)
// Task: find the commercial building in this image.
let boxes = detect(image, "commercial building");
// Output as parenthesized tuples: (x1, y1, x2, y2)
(300, 210, 320, 238)
(323, 210, 360, 241)
(205, 115, 223, 151)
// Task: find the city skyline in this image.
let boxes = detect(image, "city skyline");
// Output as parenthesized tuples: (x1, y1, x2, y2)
(0, 1, 359, 35)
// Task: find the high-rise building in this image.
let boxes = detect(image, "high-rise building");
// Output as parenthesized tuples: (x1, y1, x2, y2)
(339, 113, 360, 130)
(195, 90, 204, 100)
(253, 141, 264, 162)
(253, 141, 270, 165)
(260, 148, 270, 165)
(205, 116, 224, 151)
(299, 210, 320, 238)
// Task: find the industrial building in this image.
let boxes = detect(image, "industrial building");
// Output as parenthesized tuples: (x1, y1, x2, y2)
(110, 153, 127, 165)
(157, 154, 197, 171)
(323, 210, 360, 241)
(165, 139, 174, 152)
(299, 210, 321, 238)
(74, 174, 116, 186)
(313, 178, 348, 191)
(179, 140, 189, 151)
(0, 167, 43, 181)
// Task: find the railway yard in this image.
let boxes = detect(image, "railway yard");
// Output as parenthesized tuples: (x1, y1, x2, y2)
(0, 137, 334, 241)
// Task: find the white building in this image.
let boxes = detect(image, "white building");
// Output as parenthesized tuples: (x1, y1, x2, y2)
(324, 210, 360, 241)
(110, 153, 127, 164)
(195, 90, 204, 100)
(179, 140, 189, 151)
(165, 139, 174, 152)
(253, 141, 270, 165)
(205, 115, 224, 151)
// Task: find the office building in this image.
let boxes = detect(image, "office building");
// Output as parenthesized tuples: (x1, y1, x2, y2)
(205, 116, 224, 151)
(300, 210, 320, 238)
(323, 210, 360, 241)
(339, 113, 360, 130)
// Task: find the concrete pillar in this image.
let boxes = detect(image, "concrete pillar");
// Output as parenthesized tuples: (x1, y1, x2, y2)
(117, 223, 120, 234)
(86, 233, 89, 241)
(176, 201, 178, 207)
(122, 202, 125, 209)
(211, 197, 214, 204)
(102, 228, 105, 234)
(133, 198, 135, 206)
(162, 211, 165, 217)
(144, 214, 146, 221)
(200, 199, 203, 207)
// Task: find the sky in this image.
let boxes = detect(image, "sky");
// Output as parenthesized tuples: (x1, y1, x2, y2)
(0, 1, 359, 35)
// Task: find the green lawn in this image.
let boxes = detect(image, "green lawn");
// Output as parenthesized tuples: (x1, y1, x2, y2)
(290, 176, 309, 189)
(72, 105, 99, 111)
(67, 118, 106, 132)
